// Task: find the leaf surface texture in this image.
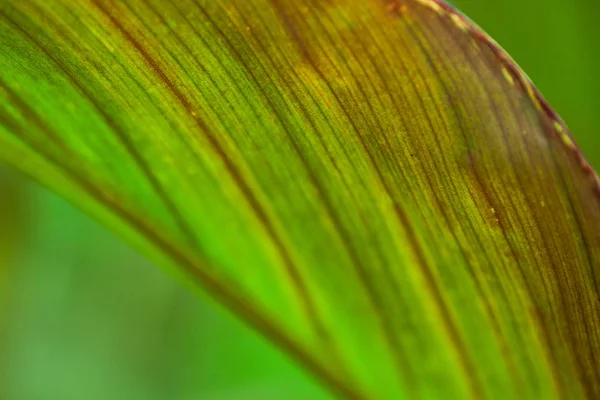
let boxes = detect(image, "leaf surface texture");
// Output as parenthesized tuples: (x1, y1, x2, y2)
(0, 0, 599, 398)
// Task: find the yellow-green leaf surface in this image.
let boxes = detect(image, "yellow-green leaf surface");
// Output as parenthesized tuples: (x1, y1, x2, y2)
(0, 0, 599, 398)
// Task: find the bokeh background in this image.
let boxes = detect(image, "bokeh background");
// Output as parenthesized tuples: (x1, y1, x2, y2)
(0, 0, 598, 399)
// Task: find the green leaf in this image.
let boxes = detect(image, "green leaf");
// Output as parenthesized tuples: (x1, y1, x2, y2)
(0, 0, 598, 398)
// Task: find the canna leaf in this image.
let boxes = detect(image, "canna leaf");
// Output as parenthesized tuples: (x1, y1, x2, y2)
(0, 0, 599, 398)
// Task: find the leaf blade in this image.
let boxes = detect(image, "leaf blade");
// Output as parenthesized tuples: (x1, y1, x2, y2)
(0, 0, 599, 398)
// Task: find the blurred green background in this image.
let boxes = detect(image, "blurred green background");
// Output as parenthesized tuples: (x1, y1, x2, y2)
(0, 0, 598, 399)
